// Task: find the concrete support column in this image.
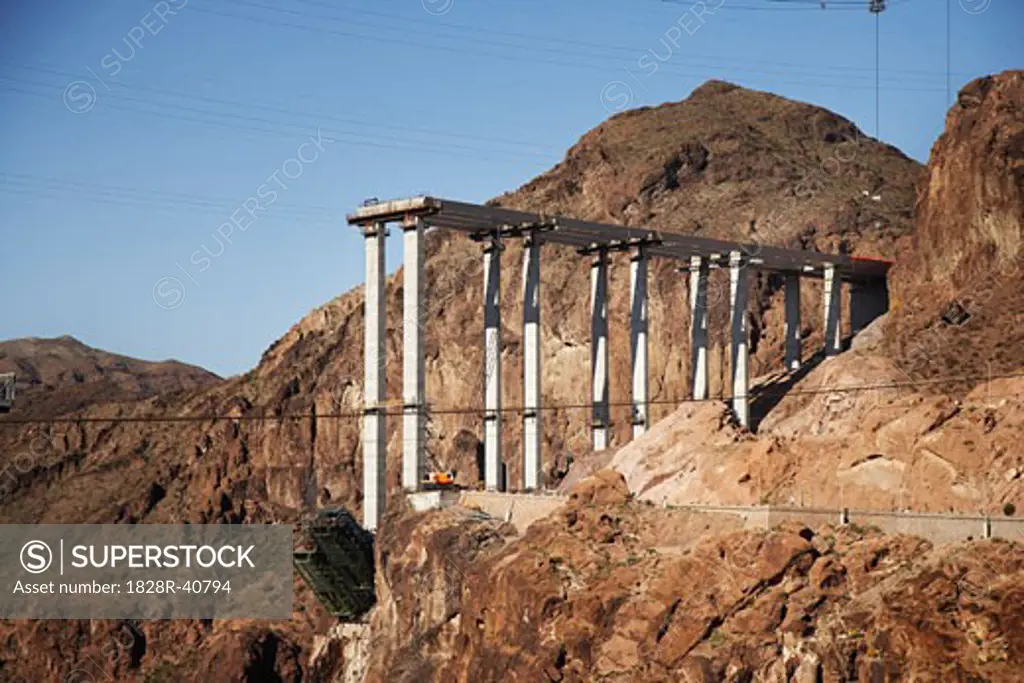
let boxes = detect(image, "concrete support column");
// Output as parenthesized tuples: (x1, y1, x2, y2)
(823, 263, 842, 357)
(522, 234, 542, 491)
(483, 236, 503, 491)
(784, 274, 802, 371)
(850, 280, 889, 334)
(629, 245, 649, 439)
(688, 255, 710, 401)
(362, 222, 387, 531)
(729, 251, 750, 429)
(590, 247, 610, 451)
(402, 217, 426, 490)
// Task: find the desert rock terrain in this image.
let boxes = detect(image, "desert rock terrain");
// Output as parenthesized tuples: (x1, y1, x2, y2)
(0, 72, 1021, 681)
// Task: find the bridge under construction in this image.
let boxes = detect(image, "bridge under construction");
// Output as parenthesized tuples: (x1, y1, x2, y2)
(346, 196, 892, 531)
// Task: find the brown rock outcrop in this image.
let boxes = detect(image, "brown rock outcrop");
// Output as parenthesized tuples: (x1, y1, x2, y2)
(887, 70, 1024, 385)
(1, 73, 1021, 681)
(365, 500, 1024, 682)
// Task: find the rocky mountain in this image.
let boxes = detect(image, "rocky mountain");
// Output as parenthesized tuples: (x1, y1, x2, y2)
(0, 72, 1021, 681)
(0, 335, 220, 418)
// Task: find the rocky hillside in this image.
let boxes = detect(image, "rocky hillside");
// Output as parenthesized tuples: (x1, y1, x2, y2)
(362, 472, 1024, 682)
(496, 79, 918, 249)
(885, 70, 1024, 384)
(0, 73, 1021, 681)
(0, 335, 220, 418)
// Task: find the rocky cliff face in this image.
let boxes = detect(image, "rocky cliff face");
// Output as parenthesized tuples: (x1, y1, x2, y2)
(0, 73, 1021, 681)
(364, 472, 1024, 682)
(911, 71, 1024, 293)
(886, 70, 1024, 385)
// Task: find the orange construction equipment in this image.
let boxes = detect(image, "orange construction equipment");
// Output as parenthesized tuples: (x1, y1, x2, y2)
(422, 471, 457, 488)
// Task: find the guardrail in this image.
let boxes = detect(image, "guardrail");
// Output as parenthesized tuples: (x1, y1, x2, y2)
(666, 502, 1023, 544)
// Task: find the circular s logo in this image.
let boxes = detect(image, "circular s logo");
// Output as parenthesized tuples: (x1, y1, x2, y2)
(20, 540, 52, 574)
(600, 81, 634, 114)
(63, 81, 97, 114)
(421, 0, 454, 16)
(152, 276, 185, 310)
(959, 0, 991, 14)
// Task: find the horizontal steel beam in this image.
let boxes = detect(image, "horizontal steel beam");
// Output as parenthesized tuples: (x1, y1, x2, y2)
(347, 196, 891, 282)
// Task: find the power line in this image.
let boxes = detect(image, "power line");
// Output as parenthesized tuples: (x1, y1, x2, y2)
(107, 0, 962, 82)
(946, 0, 952, 106)
(0, 185, 336, 220)
(0, 173, 347, 219)
(876, 5, 881, 137)
(0, 62, 553, 154)
(259, 0, 947, 82)
(166, 3, 947, 93)
(0, 75, 552, 162)
(3, 370, 1021, 427)
(0, 82, 554, 165)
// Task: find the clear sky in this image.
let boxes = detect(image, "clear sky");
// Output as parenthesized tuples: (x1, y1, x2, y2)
(0, 0, 1020, 377)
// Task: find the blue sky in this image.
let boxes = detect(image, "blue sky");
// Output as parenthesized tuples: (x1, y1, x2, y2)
(0, 0, 1020, 377)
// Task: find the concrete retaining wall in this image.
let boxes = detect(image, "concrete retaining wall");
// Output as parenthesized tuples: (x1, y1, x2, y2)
(458, 491, 566, 533)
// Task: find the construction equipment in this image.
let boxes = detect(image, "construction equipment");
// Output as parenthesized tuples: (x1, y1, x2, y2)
(293, 508, 376, 621)
(0, 373, 14, 413)
(422, 470, 458, 490)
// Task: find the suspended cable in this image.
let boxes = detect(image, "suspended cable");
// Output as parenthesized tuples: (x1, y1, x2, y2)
(3, 370, 1022, 427)
(0, 84, 553, 165)
(155, 4, 947, 93)
(946, 0, 952, 106)
(0, 62, 552, 154)
(876, 7, 881, 137)
(0, 173, 346, 218)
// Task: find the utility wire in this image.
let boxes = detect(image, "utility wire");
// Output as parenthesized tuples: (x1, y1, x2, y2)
(0, 62, 552, 154)
(0, 84, 552, 165)
(3, 370, 1022, 427)
(876, 8, 881, 137)
(0, 185, 337, 220)
(298, 0, 945, 77)
(159, 4, 947, 93)
(231, 0, 940, 83)
(0, 75, 552, 162)
(96, 0, 959, 82)
(0, 174, 347, 220)
(946, 0, 952, 106)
